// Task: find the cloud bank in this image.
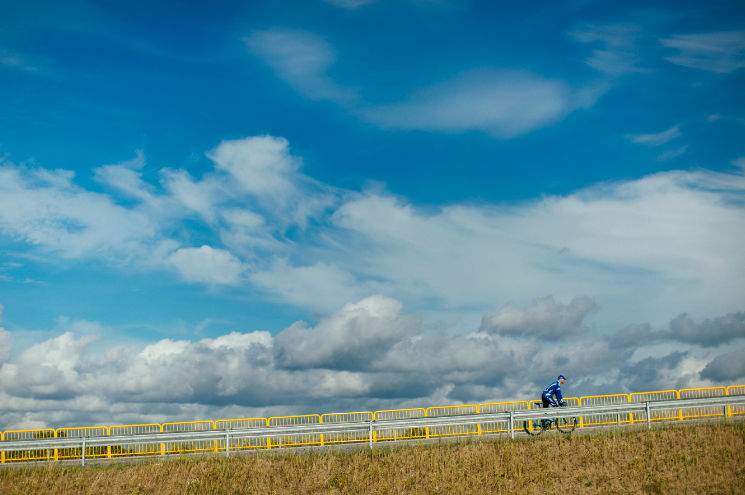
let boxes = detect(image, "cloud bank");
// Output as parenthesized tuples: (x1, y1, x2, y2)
(1, 296, 742, 430)
(1, 136, 744, 328)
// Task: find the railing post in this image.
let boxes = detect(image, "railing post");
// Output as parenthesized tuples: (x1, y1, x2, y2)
(213, 422, 218, 453)
(678, 390, 683, 421)
(107, 427, 111, 459)
(82, 437, 86, 467)
(160, 424, 165, 456)
(226, 431, 230, 458)
(320, 417, 324, 446)
(54, 430, 58, 461)
(725, 388, 731, 418)
(425, 410, 430, 439)
(369, 421, 373, 450)
(646, 402, 651, 430)
(509, 411, 514, 439)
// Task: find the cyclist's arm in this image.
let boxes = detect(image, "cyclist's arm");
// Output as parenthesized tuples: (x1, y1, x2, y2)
(556, 387, 564, 403)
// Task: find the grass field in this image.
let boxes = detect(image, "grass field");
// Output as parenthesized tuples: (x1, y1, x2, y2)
(1, 422, 743, 494)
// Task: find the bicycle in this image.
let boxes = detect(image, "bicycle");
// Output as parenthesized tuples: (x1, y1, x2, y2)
(522, 401, 577, 436)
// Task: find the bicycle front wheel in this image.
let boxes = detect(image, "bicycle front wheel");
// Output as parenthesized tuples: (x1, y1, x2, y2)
(556, 416, 577, 433)
(523, 420, 543, 436)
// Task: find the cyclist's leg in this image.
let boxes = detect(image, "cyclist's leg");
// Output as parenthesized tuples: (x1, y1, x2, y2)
(540, 395, 551, 427)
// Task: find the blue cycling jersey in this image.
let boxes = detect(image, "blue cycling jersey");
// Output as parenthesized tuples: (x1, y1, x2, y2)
(542, 381, 563, 405)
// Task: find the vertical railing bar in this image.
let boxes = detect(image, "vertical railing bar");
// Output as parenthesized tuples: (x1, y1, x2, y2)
(82, 437, 86, 466)
(509, 411, 514, 439)
(369, 421, 373, 449)
(226, 431, 230, 458)
(646, 402, 651, 430)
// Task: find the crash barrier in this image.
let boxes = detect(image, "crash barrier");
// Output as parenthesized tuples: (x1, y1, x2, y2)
(1, 385, 743, 465)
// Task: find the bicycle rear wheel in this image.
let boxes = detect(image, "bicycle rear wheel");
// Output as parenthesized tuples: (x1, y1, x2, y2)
(556, 416, 577, 433)
(523, 420, 544, 436)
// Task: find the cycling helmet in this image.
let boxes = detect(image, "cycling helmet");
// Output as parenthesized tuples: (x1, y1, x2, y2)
(558, 375, 566, 381)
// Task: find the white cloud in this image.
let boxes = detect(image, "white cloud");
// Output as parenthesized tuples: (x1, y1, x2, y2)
(245, 29, 356, 102)
(0, 163, 161, 261)
(168, 246, 247, 286)
(2, 135, 745, 331)
(322, 0, 376, 8)
(0, 48, 39, 72)
(656, 145, 688, 162)
(569, 23, 648, 76)
(661, 31, 745, 73)
(479, 296, 598, 340)
(245, 30, 603, 139)
(250, 258, 363, 311)
(0, 298, 741, 430)
(362, 69, 574, 138)
(322, 168, 745, 327)
(626, 124, 682, 147)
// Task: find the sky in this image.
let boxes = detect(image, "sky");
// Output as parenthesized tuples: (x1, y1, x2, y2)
(0, 0, 744, 430)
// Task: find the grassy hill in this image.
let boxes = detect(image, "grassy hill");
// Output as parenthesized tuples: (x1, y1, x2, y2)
(1, 422, 743, 494)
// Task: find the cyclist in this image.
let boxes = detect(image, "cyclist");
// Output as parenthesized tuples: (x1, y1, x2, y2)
(542, 375, 566, 408)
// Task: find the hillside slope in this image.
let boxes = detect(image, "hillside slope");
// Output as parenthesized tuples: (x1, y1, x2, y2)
(1, 423, 743, 494)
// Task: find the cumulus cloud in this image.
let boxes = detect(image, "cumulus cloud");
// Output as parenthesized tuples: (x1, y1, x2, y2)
(168, 246, 247, 286)
(667, 312, 745, 347)
(608, 323, 661, 349)
(700, 347, 745, 382)
(273, 295, 421, 369)
(626, 125, 682, 147)
(479, 296, 597, 340)
(0, 135, 333, 287)
(2, 297, 740, 430)
(661, 31, 745, 73)
(2, 135, 745, 329)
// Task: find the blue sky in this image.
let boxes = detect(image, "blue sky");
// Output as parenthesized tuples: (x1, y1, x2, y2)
(0, 0, 744, 429)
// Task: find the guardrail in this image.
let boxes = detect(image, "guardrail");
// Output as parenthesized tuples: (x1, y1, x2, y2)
(2, 394, 744, 466)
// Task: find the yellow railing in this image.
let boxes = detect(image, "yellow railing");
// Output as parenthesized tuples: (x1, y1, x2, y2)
(728, 386, 745, 417)
(580, 394, 630, 428)
(2, 429, 56, 463)
(268, 415, 321, 448)
(108, 424, 161, 458)
(479, 401, 529, 434)
(629, 390, 678, 423)
(214, 418, 268, 451)
(161, 421, 215, 455)
(56, 427, 108, 460)
(374, 408, 427, 442)
(321, 412, 372, 445)
(679, 387, 728, 420)
(427, 405, 480, 437)
(1, 384, 743, 463)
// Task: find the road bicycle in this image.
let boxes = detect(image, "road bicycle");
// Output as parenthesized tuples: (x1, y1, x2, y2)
(522, 401, 578, 436)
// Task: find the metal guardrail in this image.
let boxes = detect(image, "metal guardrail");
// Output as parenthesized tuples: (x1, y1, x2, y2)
(2, 395, 744, 466)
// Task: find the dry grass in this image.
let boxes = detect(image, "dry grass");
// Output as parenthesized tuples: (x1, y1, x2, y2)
(1, 422, 744, 494)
